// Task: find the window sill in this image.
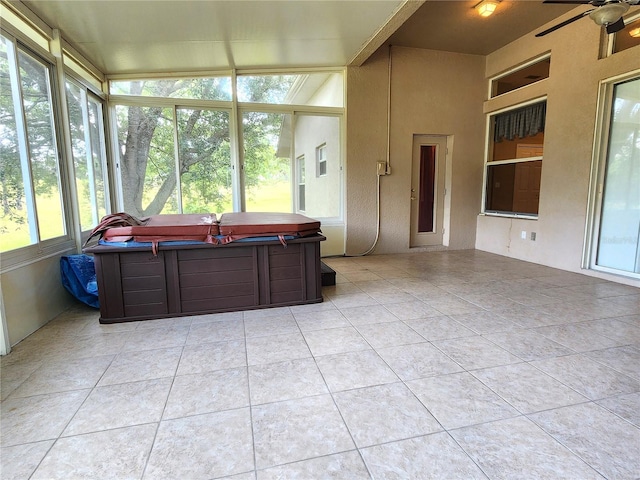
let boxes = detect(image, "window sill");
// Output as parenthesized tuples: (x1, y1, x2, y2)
(480, 212, 538, 220)
(0, 238, 76, 274)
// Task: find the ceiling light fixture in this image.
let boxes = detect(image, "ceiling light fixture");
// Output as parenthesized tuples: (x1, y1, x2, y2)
(630, 27, 640, 38)
(588, 2, 629, 26)
(475, 0, 499, 18)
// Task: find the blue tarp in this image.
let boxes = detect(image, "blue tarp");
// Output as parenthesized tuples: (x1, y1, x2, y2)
(60, 254, 99, 308)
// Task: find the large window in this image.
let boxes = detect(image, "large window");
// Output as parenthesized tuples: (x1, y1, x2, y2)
(484, 101, 546, 217)
(66, 79, 109, 231)
(110, 73, 343, 221)
(0, 34, 67, 252)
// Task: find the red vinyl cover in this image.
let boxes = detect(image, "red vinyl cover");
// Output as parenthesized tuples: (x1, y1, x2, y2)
(102, 213, 219, 242)
(218, 212, 321, 237)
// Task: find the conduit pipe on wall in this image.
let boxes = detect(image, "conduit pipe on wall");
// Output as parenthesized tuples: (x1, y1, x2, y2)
(347, 46, 393, 257)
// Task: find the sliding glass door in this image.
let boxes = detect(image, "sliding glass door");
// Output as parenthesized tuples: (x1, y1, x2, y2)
(592, 77, 640, 277)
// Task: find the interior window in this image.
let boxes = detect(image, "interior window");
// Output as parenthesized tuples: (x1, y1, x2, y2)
(490, 57, 550, 98)
(484, 101, 546, 216)
(612, 16, 640, 54)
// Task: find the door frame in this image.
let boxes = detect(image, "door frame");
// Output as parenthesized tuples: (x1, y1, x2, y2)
(410, 135, 451, 248)
(583, 71, 640, 280)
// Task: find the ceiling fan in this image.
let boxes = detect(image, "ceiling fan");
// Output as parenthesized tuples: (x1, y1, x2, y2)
(535, 0, 639, 37)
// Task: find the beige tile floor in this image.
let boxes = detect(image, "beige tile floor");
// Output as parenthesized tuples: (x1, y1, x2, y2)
(1, 250, 639, 479)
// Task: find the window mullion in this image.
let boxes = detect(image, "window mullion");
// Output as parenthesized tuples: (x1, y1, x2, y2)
(172, 105, 183, 214)
(80, 88, 99, 226)
(230, 69, 244, 212)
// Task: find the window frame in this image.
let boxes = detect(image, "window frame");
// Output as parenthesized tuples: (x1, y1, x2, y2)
(316, 143, 327, 177)
(64, 76, 111, 235)
(481, 97, 547, 219)
(0, 30, 74, 271)
(296, 154, 306, 212)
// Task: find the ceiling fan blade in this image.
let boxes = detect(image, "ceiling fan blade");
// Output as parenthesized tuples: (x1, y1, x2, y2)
(605, 17, 626, 33)
(535, 10, 594, 37)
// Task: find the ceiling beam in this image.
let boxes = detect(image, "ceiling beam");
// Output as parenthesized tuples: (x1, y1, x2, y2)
(348, 0, 426, 66)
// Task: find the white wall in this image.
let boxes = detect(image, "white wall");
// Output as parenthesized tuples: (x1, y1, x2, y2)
(1, 253, 76, 346)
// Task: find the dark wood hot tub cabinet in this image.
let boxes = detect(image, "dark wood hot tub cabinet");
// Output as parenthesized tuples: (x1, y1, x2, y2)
(85, 235, 324, 323)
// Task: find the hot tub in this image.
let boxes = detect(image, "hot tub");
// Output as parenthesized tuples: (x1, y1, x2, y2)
(84, 212, 324, 323)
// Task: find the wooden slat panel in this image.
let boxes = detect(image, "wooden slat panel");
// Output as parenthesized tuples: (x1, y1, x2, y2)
(270, 266, 302, 281)
(181, 282, 255, 301)
(178, 247, 253, 261)
(270, 278, 303, 295)
(179, 271, 254, 288)
(94, 252, 124, 320)
(121, 258, 164, 277)
(122, 275, 165, 291)
(165, 250, 181, 315)
(269, 244, 301, 256)
(268, 254, 301, 268)
(304, 242, 322, 301)
(124, 303, 167, 317)
(182, 295, 256, 313)
(271, 291, 304, 304)
(123, 289, 167, 306)
(179, 256, 254, 274)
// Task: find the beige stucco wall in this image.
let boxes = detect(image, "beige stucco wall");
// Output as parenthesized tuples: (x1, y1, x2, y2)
(476, 12, 640, 286)
(2, 254, 76, 346)
(346, 46, 486, 254)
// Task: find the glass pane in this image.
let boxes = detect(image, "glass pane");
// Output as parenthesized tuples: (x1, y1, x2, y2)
(243, 112, 292, 212)
(491, 132, 544, 162)
(18, 48, 65, 241)
(177, 108, 232, 214)
(87, 98, 108, 224)
(485, 160, 541, 215)
(596, 78, 640, 273)
(294, 115, 341, 218)
(0, 37, 31, 251)
(110, 77, 232, 101)
(115, 105, 177, 216)
(237, 72, 344, 107)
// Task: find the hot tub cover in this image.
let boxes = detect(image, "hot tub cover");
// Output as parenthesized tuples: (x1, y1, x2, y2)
(88, 211, 321, 252)
(218, 212, 321, 243)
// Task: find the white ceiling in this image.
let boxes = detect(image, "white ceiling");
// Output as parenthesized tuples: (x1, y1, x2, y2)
(18, 0, 591, 76)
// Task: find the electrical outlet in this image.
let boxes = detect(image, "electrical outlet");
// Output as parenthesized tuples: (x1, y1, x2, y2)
(377, 161, 387, 176)
(521, 231, 526, 240)
(531, 232, 537, 241)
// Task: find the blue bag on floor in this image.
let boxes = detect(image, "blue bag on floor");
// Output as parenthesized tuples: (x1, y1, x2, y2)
(60, 254, 99, 308)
